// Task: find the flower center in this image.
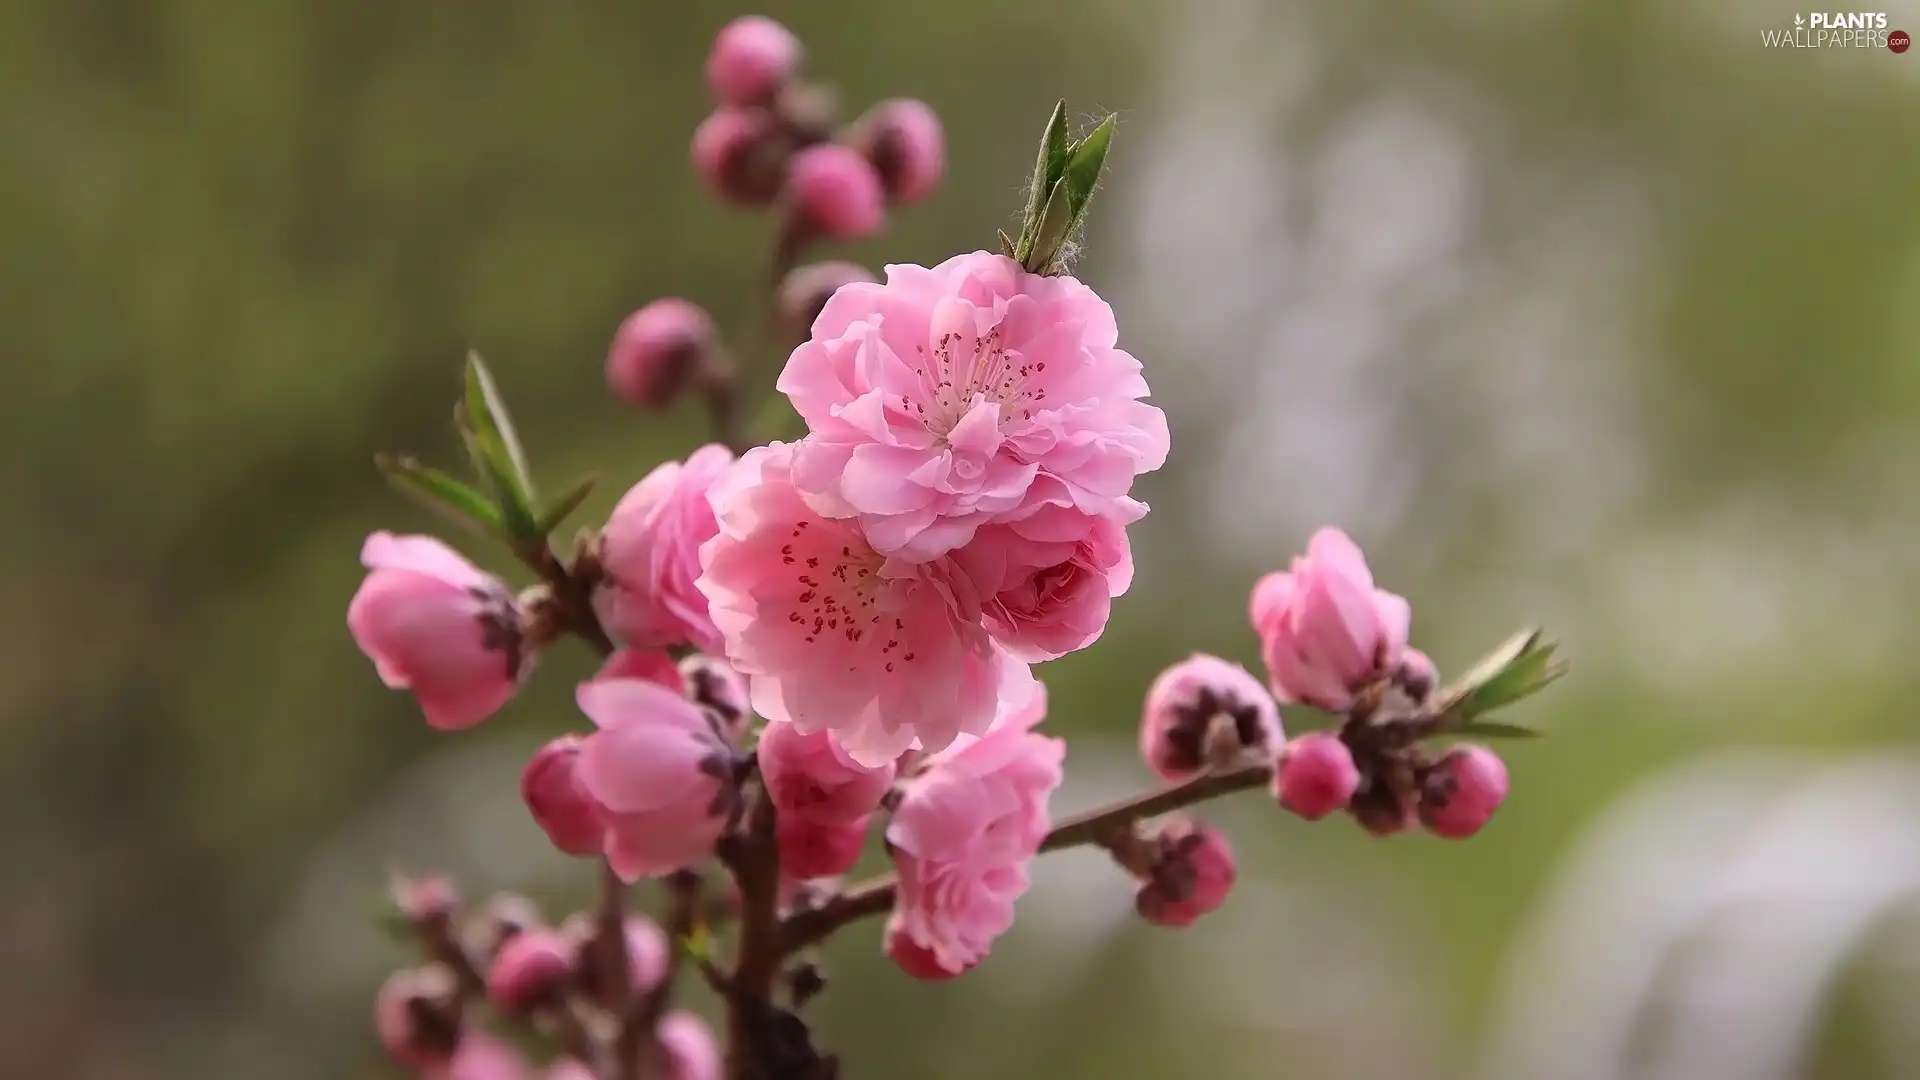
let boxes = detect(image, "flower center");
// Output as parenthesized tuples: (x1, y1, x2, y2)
(910, 322, 1050, 437)
(780, 522, 921, 673)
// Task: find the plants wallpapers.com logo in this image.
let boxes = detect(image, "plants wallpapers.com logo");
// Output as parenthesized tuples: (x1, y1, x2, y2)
(1762, 12, 1910, 50)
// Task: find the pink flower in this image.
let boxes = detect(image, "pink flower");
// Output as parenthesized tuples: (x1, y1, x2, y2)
(884, 915, 970, 981)
(605, 299, 717, 410)
(1249, 528, 1411, 712)
(851, 98, 945, 205)
(520, 736, 607, 857)
(951, 500, 1139, 662)
(1272, 733, 1360, 820)
(757, 720, 895, 825)
(778, 251, 1169, 562)
(691, 107, 785, 205)
(348, 532, 527, 730)
(575, 678, 738, 881)
(596, 445, 735, 653)
(658, 1011, 722, 1080)
(486, 929, 574, 1015)
(776, 812, 870, 881)
(695, 443, 1033, 766)
(446, 1033, 531, 1080)
(705, 15, 800, 106)
(785, 144, 887, 240)
(1140, 654, 1283, 782)
(596, 648, 687, 692)
(885, 682, 1065, 976)
(1133, 819, 1237, 928)
(1419, 745, 1509, 839)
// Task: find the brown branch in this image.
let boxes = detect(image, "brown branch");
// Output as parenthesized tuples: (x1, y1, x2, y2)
(779, 762, 1273, 954)
(716, 791, 784, 1080)
(614, 870, 704, 1079)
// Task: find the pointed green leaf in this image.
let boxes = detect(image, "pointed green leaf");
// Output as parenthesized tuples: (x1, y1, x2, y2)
(534, 473, 600, 537)
(1453, 719, 1544, 740)
(463, 352, 537, 500)
(1022, 101, 1070, 236)
(1448, 628, 1541, 698)
(1022, 176, 1076, 275)
(1060, 113, 1116, 217)
(456, 407, 540, 543)
(376, 453, 509, 540)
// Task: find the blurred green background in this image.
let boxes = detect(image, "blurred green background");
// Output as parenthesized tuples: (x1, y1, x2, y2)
(6, 1, 1920, 1078)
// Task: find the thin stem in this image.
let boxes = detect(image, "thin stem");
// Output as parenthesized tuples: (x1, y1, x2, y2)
(595, 861, 632, 1016)
(779, 761, 1273, 954)
(615, 870, 704, 1079)
(717, 791, 783, 1080)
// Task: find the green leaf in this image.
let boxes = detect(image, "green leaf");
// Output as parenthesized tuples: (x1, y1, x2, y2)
(1060, 113, 1116, 217)
(376, 453, 508, 540)
(1449, 628, 1541, 698)
(1022, 176, 1076, 274)
(456, 406, 540, 542)
(534, 473, 600, 537)
(459, 354, 542, 543)
(1441, 627, 1567, 721)
(1020, 101, 1071, 245)
(1453, 719, 1544, 740)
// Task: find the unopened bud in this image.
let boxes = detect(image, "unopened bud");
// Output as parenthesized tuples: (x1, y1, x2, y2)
(467, 893, 545, 961)
(690, 107, 788, 206)
(486, 928, 574, 1015)
(1395, 647, 1437, 703)
(679, 653, 752, 741)
(390, 873, 459, 925)
(659, 1010, 723, 1080)
(606, 299, 720, 410)
(1140, 654, 1283, 782)
(705, 16, 801, 107)
(1272, 733, 1360, 821)
(1419, 744, 1509, 839)
(1132, 818, 1236, 928)
(521, 736, 608, 857)
(565, 913, 672, 1004)
(784, 144, 886, 240)
(849, 98, 945, 206)
(597, 647, 688, 692)
(775, 261, 876, 345)
(374, 965, 462, 1072)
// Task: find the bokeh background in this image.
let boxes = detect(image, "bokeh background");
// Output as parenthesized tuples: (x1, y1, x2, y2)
(6, 1, 1920, 1078)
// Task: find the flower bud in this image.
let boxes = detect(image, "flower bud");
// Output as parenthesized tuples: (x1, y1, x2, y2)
(470, 893, 545, 959)
(597, 647, 687, 692)
(563, 913, 671, 1005)
(594, 446, 733, 653)
(1139, 653, 1283, 782)
(784, 144, 886, 240)
(520, 736, 607, 857)
(605, 299, 718, 411)
(659, 1010, 723, 1080)
(758, 720, 895, 826)
(691, 107, 788, 206)
(884, 915, 971, 982)
(1395, 647, 1438, 703)
(679, 653, 752, 742)
(1272, 733, 1360, 821)
(776, 812, 869, 881)
(849, 98, 945, 205)
(374, 965, 462, 1072)
(775, 261, 876, 345)
(486, 928, 574, 1016)
(1249, 528, 1411, 713)
(1348, 775, 1417, 838)
(1419, 745, 1509, 839)
(1133, 819, 1236, 928)
(705, 16, 800, 107)
(348, 532, 529, 731)
(390, 873, 459, 925)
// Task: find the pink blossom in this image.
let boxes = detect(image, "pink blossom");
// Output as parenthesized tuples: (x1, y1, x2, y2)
(852, 98, 945, 205)
(575, 678, 737, 881)
(884, 915, 970, 981)
(885, 681, 1064, 976)
(1134, 820, 1237, 928)
(1420, 745, 1509, 839)
(1249, 528, 1411, 712)
(445, 1033, 531, 1080)
(658, 1011, 722, 1080)
(486, 928, 573, 1015)
(348, 532, 527, 730)
(757, 720, 895, 825)
(520, 736, 607, 857)
(596, 648, 687, 692)
(605, 299, 716, 410)
(785, 144, 886, 240)
(705, 16, 800, 106)
(596, 444, 734, 653)
(695, 443, 1033, 766)
(777, 252, 1170, 561)
(951, 500, 1139, 662)
(1139, 654, 1283, 782)
(691, 107, 784, 206)
(776, 812, 870, 881)
(1272, 733, 1360, 820)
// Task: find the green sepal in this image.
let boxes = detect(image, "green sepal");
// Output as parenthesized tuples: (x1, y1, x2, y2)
(376, 453, 509, 541)
(534, 473, 600, 538)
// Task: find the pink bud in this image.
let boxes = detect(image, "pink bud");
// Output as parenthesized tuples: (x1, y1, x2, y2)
(520, 736, 608, 857)
(1248, 528, 1411, 713)
(691, 107, 788, 206)
(679, 653, 752, 741)
(1396, 647, 1438, 702)
(448, 1032, 532, 1080)
(374, 966, 461, 1072)
(884, 916, 970, 982)
(758, 720, 896, 826)
(348, 533, 528, 731)
(659, 1010, 723, 1080)
(486, 929, 573, 1015)
(1272, 733, 1360, 821)
(597, 647, 688, 692)
(562, 914, 670, 1004)
(705, 16, 800, 106)
(776, 812, 869, 881)
(775, 260, 876, 345)
(851, 98, 945, 205)
(391, 873, 459, 924)
(1420, 745, 1509, 839)
(605, 299, 717, 411)
(1134, 820, 1237, 928)
(1139, 653, 1283, 782)
(785, 144, 886, 240)
(594, 446, 734, 654)
(575, 678, 739, 879)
